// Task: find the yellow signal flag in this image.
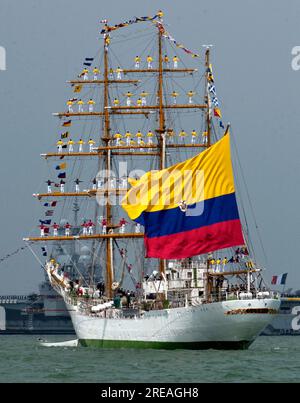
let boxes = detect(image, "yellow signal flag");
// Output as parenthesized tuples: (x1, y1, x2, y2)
(73, 84, 83, 93)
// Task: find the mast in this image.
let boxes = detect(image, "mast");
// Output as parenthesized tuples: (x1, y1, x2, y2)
(157, 25, 166, 275)
(205, 47, 212, 301)
(72, 198, 79, 227)
(205, 47, 211, 147)
(103, 33, 113, 298)
(158, 28, 165, 165)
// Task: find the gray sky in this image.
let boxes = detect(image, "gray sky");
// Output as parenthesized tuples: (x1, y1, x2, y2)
(0, 0, 299, 294)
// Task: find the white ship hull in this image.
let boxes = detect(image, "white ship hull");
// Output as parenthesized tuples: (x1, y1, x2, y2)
(67, 298, 280, 349)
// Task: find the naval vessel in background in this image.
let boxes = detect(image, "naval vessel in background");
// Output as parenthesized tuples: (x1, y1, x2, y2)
(0, 279, 74, 334)
(0, 201, 103, 334)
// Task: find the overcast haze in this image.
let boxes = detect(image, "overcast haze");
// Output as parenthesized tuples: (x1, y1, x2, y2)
(0, 0, 299, 293)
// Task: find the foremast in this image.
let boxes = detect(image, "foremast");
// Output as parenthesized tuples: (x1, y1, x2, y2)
(103, 32, 113, 298)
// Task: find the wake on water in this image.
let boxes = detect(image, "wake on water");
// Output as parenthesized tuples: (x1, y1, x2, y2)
(37, 338, 78, 347)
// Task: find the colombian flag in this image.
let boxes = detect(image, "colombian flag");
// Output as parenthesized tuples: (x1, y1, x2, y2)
(122, 132, 244, 259)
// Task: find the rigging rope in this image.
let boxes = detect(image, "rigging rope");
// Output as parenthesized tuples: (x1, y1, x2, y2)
(0, 242, 34, 265)
(230, 127, 268, 265)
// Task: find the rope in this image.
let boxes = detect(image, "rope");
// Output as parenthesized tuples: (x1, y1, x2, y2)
(231, 126, 268, 265)
(0, 242, 34, 265)
(27, 243, 45, 268)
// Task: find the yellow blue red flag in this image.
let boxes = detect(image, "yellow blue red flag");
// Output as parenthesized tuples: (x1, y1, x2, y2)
(122, 132, 244, 259)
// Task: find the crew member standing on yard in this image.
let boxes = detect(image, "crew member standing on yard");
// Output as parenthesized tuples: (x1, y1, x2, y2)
(39, 223, 47, 237)
(101, 217, 107, 234)
(136, 130, 144, 150)
(77, 99, 84, 112)
(46, 179, 53, 193)
(87, 98, 95, 112)
(191, 129, 197, 144)
(125, 130, 132, 146)
(134, 56, 141, 69)
(222, 257, 228, 272)
(57, 139, 64, 153)
(171, 90, 179, 105)
(147, 55, 153, 69)
(216, 258, 221, 272)
(115, 66, 123, 80)
(136, 130, 143, 146)
(52, 222, 60, 237)
(93, 67, 100, 80)
(147, 130, 154, 146)
(125, 91, 133, 107)
(74, 178, 82, 193)
(87, 219, 95, 235)
(113, 97, 120, 107)
(67, 99, 74, 113)
(64, 222, 71, 236)
(140, 91, 149, 106)
(88, 138, 96, 152)
(163, 54, 169, 67)
(81, 220, 88, 235)
(119, 218, 128, 233)
(173, 55, 179, 68)
(60, 179, 65, 193)
(187, 90, 196, 104)
(68, 138, 75, 153)
(179, 129, 187, 142)
(114, 132, 122, 146)
(77, 138, 85, 152)
(81, 68, 89, 80)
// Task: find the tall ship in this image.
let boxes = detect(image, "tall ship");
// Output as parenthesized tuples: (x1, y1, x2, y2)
(24, 11, 280, 349)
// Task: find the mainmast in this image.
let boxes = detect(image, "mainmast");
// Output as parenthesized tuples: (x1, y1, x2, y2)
(103, 33, 113, 299)
(157, 25, 166, 275)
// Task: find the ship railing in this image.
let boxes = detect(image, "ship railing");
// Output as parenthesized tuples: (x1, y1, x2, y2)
(75, 296, 188, 315)
(222, 290, 280, 302)
(64, 295, 79, 306)
(202, 291, 252, 303)
(169, 261, 207, 271)
(207, 266, 253, 274)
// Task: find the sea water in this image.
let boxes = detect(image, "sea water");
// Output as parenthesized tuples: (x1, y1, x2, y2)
(0, 335, 299, 383)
